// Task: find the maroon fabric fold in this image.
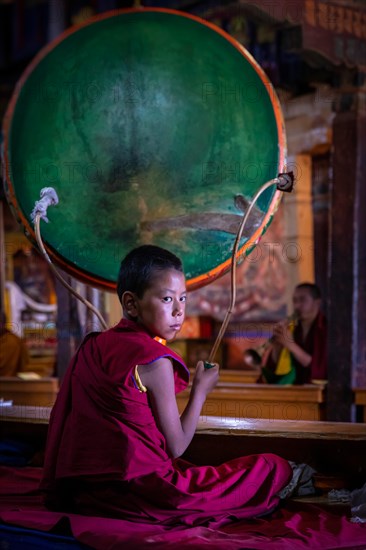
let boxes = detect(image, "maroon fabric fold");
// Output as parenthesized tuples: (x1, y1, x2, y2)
(1, 467, 366, 550)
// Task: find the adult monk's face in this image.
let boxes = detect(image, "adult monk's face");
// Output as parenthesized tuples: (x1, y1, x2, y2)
(293, 288, 320, 322)
(133, 268, 187, 341)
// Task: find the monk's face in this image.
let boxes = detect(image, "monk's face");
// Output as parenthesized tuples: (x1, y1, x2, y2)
(293, 288, 320, 322)
(133, 268, 187, 341)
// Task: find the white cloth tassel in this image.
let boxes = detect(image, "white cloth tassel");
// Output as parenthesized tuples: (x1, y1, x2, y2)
(31, 187, 59, 223)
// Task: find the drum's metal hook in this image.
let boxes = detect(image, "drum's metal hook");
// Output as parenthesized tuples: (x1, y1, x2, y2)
(31, 187, 108, 331)
(276, 171, 295, 193)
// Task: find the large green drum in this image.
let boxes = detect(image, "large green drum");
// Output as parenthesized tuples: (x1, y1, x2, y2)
(3, 8, 286, 291)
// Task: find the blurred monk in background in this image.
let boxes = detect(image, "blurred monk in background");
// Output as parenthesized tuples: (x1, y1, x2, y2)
(261, 283, 327, 385)
(0, 310, 29, 377)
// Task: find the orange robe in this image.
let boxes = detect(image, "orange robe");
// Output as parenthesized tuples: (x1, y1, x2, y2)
(0, 330, 29, 377)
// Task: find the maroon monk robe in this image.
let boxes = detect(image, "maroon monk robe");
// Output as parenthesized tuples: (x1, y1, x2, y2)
(41, 318, 292, 526)
(264, 312, 327, 384)
(293, 312, 327, 383)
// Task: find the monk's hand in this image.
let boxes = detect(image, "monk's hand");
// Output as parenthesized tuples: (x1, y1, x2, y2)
(192, 360, 219, 398)
(272, 320, 294, 348)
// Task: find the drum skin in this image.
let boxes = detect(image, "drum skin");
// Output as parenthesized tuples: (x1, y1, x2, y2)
(3, 8, 286, 291)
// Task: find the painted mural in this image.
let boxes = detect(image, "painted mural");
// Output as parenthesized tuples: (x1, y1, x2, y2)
(186, 202, 288, 322)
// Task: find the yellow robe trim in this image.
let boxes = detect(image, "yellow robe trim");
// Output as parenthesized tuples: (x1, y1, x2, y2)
(275, 319, 296, 376)
(134, 365, 147, 393)
(134, 336, 167, 393)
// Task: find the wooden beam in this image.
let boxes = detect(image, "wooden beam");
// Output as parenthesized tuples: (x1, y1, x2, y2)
(54, 274, 81, 381)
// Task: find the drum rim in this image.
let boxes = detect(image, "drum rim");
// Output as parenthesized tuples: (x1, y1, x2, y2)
(2, 7, 286, 291)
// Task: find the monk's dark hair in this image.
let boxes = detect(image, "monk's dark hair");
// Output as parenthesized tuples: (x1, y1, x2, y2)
(117, 245, 183, 302)
(295, 282, 321, 300)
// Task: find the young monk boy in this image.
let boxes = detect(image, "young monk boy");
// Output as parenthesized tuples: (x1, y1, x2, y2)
(41, 245, 292, 524)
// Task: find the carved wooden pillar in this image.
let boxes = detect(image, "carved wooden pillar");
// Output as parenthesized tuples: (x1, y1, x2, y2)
(283, 154, 315, 312)
(0, 203, 5, 311)
(48, 0, 66, 42)
(327, 87, 366, 421)
(312, 152, 331, 307)
(55, 273, 82, 381)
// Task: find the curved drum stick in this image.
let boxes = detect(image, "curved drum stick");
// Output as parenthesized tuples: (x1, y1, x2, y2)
(31, 188, 108, 331)
(204, 171, 294, 369)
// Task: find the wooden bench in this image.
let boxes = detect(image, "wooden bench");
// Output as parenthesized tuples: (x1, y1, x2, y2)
(1, 407, 365, 488)
(0, 378, 326, 420)
(0, 377, 59, 407)
(354, 387, 366, 422)
(177, 383, 326, 421)
(0, 405, 51, 425)
(189, 368, 260, 384)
